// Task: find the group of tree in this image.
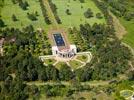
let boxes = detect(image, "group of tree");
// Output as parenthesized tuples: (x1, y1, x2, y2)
(39, 0, 51, 24)
(96, 13, 103, 19)
(79, 0, 85, 3)
(18, 0, 29, 10)
(69, 23, 132, 81)
(0, 77, 28, 100)
(103, 0, 134, 21)
(48, 0, 62, 24)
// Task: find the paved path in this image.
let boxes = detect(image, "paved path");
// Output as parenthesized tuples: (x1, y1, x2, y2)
(39, 51, 92, 69)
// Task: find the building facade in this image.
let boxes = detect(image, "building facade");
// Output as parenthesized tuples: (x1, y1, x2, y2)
(52, 44, 77, 58)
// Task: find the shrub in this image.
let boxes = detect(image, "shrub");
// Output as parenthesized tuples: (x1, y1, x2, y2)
(84, 8, 93, 18)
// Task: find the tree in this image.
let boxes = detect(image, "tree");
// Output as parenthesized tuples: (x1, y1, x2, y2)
(27, 13, 37, 21)
(96, 13, 103, 19)
(38, 68, 47, 81)
(12, 14, 18, 21)
(45, 16, 51, 24)
(79, 0, 85, 3)
(66, 9, 71, 15)
(127, 70, 134, 80)
(0, 19, 5, 27)
(19, 1, 29, 10)
(59, 64, 74, 81)
(84, 8, 93, 18)
(124, 13, 132, 21)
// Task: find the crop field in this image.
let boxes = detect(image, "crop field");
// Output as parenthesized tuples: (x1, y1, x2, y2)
(52, 0, 106, 28)
(0, 0, 48, 29)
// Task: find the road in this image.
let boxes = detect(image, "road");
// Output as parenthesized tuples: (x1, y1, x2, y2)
(26, 80, 110, 87)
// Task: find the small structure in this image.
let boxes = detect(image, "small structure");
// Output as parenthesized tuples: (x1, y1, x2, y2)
(131, 95, 134, 100)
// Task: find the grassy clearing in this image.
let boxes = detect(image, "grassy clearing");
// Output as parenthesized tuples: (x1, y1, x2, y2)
(119, 1, 134, 48)
(52, 0, 106, 28)
(0, 0, 49, 30)
(55, 62, 66, 70)
(76, 55, 88, 62)
(69, 60, 82, 69)
(120, 18, 134, 48)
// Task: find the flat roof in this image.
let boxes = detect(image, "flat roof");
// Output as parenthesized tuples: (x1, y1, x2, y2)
(53, 33, 65, 47)
(48, 29, 70, 50)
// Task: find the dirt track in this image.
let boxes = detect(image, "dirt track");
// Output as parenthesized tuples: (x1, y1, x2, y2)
(109, 11, 127, 39)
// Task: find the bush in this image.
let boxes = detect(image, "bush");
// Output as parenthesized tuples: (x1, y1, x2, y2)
(12, 14, 18, 21)
(27, 13, 37, 21)
(124, 12, 133, 21)
(84, 8, 93, 18)
(19, 1, 29, 10)
(79, 0, 85, 3)
(66, 9, 71, 15)
(0, 19, 5, 27)
(96, 13, 103, 19)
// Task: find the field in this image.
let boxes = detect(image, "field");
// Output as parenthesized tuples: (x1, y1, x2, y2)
(52, 0, 106, 28)
(0, 0, 48, 29)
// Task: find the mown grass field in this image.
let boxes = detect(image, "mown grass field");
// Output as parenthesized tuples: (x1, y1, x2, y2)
(69, 60, 82, 69)
(0, 0, 48, 29)
(52, 0, 106, 28)
(76, 55, 88, 62)
(120, 18, 134, 48)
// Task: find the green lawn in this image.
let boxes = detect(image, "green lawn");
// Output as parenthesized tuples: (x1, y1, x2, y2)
(76, 55, 88, 62)
(55, 62, 66, 70)
(52, 0, 106, 28)
(1, 0, 106, 30)
(69, 60, 82, 69)
(119, 1, 134, 48)
(120, 18, 134, 48)
(0, 0, 49, 30)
